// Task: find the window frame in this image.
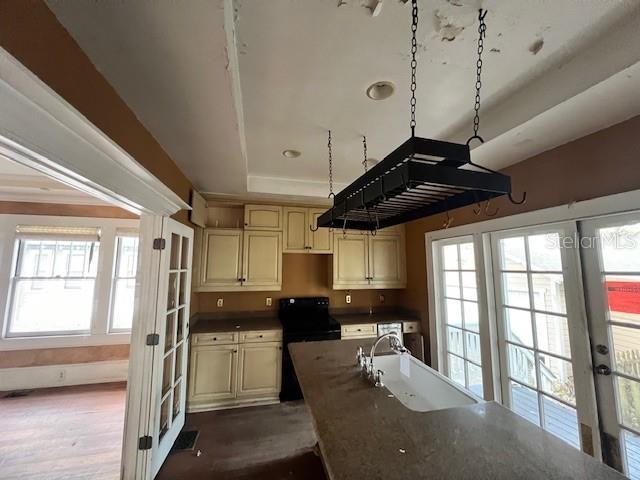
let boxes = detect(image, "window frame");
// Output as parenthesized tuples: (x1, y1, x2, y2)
(430, 234, 497, 401)
(6, 236, 100, 337)
(0, 214, 139, 351)
(108, 233, 140, 333)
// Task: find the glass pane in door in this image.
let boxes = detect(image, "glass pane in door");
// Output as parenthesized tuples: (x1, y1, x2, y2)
(496, 232, 580, 449)
(437, 239, 484, 397)
(597, 222, 640, 477)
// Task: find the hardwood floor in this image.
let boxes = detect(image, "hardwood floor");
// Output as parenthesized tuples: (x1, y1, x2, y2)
(157, 401, 327, 480)
(0, 382, 126, 480)
(0, 383, 325, 480)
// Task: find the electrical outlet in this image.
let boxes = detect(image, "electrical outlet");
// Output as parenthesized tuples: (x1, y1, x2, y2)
(266, 297, 272, 307)
(57, 370, 66, 382)
(217, 298, 224, 308)
(346, 294, 352, 304)
(379, 294, 385, 303)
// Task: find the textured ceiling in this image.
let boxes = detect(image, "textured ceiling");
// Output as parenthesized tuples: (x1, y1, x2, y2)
(47, 0, 640, 199)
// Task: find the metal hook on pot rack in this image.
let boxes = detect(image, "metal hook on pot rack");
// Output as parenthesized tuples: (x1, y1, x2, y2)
(507, 191, 527, 205)
(342, 213, 349, 238)
(485, 199, 499, 217)
(442, 210, 453, 230)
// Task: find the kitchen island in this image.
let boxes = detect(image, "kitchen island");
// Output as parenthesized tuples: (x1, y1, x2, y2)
(289, 338, 625, 480)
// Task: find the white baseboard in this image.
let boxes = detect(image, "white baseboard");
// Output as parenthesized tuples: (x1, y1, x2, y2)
(0, 359, 129, 391)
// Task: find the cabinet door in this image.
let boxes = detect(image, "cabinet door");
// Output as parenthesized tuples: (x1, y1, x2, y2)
(283, 207, 308, 252)
(244, 205, 282, 230)
(242, 230, 282, 288)
(368, 234, 406, 288)
(333, 233, 370, 288)
(237, 342, 282, 398)
(309, 208, 333, 254)
(188, 345, 237, 404)
(200, 229, 243, 287)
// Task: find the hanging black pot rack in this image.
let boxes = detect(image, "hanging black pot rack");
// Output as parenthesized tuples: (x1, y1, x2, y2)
(316, 4, 523, 232)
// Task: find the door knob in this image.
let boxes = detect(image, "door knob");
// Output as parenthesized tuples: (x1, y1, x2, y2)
(594, 364, 611, 376)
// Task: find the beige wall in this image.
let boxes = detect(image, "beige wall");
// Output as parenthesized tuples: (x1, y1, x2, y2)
(197, 253, 403, 313)
(0, 201, 138, 219)
(401, 115, 640, 358)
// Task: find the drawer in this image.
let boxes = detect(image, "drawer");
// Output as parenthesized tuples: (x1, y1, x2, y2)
(403, 321, 420, 333)
(239, 330, 283, 343)
(192, 332, 238, 346)
(341, 323, 377, 337)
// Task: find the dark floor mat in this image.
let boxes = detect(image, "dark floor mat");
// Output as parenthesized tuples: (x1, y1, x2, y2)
(172, 430, 199, 451)
(4, 389, 34, 398)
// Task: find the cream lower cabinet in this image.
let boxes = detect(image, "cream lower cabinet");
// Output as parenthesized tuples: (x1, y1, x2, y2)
(332, 229, 406, 289)
(188, 344, 238, 406)
(195, 228, 282, 292)
(237, 342, 282, 398)
(283, 207, 332, 254)
(187, 331, 282, 412)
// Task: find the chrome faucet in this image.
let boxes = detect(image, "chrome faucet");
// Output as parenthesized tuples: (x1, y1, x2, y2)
(355, 332, 410, 387)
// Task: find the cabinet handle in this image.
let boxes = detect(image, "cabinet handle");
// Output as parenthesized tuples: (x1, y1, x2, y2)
(233, 349, 237, 353)
(258, 334, 263, 338)
(213, 337, 217, 341)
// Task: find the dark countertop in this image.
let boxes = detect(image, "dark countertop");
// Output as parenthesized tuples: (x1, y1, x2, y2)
(190, 316, 281, 334)
(332, 311, 420, 326)
(289, 338, 624, 480)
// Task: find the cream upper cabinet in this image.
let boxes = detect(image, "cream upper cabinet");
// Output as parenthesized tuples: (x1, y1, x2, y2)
(333, 233, 370, 288)
(188, 344, 237, 406)
(308, 208, 333, 253)
(332, 227, 406, 289)
(244, 205, 282, 230)
(283, 207, 333, 254)
(237, 342, 282, 398)
(196, 228, 282, 291)
(368, 233, 406, 288)
(242, 230, 282, 288)
(283, 207, 308, 252)
(200, 229, 243, 288)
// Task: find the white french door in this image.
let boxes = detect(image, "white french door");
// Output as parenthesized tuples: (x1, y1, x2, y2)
(150, 218, 193, 477)
(490, 223, 600, 456)
(581, 213, 640, 478)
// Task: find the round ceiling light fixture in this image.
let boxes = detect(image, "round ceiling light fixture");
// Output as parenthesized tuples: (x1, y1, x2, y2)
(366, 81, 395, 100)
(282, 149, 301, 158)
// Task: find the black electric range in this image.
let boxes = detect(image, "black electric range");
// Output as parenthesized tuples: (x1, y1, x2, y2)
(279, 297, 341, 401)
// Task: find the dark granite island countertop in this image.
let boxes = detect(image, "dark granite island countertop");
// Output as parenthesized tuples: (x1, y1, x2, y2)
(289, 339, 624, 480)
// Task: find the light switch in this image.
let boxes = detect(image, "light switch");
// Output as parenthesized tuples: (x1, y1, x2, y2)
(217, 298, 224, 308)
(346, 294, 352, 304)
(266, 297, 272, 307)
(379, 294, 385, 303)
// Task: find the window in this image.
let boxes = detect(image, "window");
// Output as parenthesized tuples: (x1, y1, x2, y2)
(7, 227, 100, 337)
(110, 235, 139, 331)
(436, 238, 484, 398)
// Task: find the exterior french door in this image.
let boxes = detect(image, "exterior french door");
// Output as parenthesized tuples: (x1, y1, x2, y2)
(490, 223, 600, 456)
(150, 218, 193, 477)
(581, 213, 640, 478)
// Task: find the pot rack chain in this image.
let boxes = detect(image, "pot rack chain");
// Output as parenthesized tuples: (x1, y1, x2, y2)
(409, 0, 418, 137)
(362, 135, 368, 172)
(470, 9, 488, 144)
(327, 130, 334, 199)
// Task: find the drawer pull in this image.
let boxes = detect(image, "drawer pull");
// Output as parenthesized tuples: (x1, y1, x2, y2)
(213, 337, 217, 340)
(258, 334, 263, 338)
